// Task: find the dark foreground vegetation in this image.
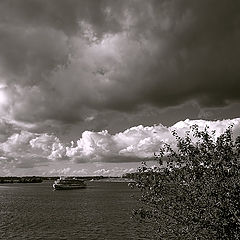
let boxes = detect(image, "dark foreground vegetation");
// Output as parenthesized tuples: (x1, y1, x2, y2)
(129, 125, 240, 239)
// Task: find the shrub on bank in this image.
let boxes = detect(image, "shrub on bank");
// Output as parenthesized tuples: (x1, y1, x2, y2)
(131, 125, 240, 239)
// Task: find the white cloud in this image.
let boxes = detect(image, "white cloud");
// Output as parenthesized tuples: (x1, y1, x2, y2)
(93, 167, 136, 176)
(0, 127, 66, 169)
(1, 130, 35, 153)
(94, 169, 110, 175)
(0, 118, 240, 172)
(48, 141, 67, 161)
(72, 169, 88, 175)
(49, 167, 71, 175)
(66, 118, 240, 163)
(170, 118, 240, 139)
(30, 134, 66, 161)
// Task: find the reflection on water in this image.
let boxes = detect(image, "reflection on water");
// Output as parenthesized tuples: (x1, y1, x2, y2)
(0, 181, 153, 240)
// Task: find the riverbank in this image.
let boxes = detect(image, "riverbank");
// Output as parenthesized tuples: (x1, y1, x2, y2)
(0, 176, 133, 184)
(0, 176, 43, 183)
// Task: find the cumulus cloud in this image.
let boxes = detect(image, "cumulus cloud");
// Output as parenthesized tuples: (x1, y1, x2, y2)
(0, 123, 66, 170)
(93, 167, 136, 176)
(43, 166, 134, 176)
(0, 118, 240, 174)
(48, 167, 71, 176)
(66, 118, 240, 163)
(65, 125, 168, 163)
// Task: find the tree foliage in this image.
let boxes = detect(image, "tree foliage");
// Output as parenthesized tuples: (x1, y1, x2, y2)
(130, 125, 240, 239)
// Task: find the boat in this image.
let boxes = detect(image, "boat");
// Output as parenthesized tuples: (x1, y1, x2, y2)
(53, 177, 86, 190)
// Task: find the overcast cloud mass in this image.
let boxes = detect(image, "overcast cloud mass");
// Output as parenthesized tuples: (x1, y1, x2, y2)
(0, 0, 240, 176)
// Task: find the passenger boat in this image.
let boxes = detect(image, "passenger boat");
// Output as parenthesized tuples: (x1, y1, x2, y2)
(53, 177, 86, 190)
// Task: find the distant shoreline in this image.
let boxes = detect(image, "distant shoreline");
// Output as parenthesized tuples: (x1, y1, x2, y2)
(0, 176, 43, 184)
(0, 176, 131, 184)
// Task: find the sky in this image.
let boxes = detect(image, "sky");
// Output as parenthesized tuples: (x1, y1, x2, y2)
(0, 0, 240, 176)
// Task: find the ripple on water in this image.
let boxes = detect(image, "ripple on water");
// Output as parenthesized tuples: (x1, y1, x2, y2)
(0, 182, 153, 240)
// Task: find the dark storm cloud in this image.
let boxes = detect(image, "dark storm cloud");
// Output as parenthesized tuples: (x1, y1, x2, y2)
(0, 0, 240, 124)
(109, 0, 240, 109)
(0, 0, 122, 35)
(0, 0, 121, 85)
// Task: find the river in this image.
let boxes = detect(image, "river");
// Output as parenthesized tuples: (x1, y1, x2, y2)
(0, 181, 153, 240)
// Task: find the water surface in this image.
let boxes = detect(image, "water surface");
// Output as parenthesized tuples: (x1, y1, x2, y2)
(0, 181, 153, 240)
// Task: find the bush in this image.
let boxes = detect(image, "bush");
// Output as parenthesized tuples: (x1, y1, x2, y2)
(131, 125, 240, 239)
